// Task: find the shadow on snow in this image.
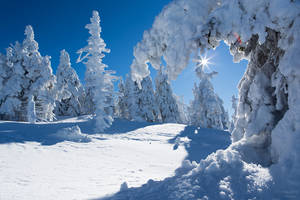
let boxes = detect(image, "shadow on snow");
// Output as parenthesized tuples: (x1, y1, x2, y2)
(96, 125, 231, 200)
(0, 117, 158, 145)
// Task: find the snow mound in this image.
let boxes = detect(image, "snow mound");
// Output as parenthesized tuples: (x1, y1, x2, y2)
(53, 125, 91, 143)
(101, 147, 272, 200)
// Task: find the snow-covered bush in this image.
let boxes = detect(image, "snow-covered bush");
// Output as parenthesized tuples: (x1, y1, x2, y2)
(189, 58, 229, 130)
(55, 49, 85, 117)
(77, 11, 117, 131)
(54, 125, 90, 143)
(0, 25, 57, 122)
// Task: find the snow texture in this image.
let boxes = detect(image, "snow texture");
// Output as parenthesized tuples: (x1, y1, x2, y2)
(53, 125, 91, 143)
(1, 117, 211, 200)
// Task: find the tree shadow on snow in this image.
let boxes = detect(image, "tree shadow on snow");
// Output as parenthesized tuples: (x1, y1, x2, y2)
(94, 126, 232, 200)
(104, 118, 159, 135)
(0, 121, 91, 145)
(0, 117, 159, 145)
(169, 125, 231, 163)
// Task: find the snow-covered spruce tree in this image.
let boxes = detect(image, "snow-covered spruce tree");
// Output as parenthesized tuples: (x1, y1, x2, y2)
(115, 78, 128, 118)
(0, 26, 56, 121)
(139, 75, 159, 122)
(175, 95, 189, 124)
(55, 49, 85, 117)
(229, 94, 238, 132)
(155, 69, 181, 123)
(77, 11, 116, 131)
(123, 74, 143, 121)
(118, 74, 159, 122)
(189, 60, 228, 130)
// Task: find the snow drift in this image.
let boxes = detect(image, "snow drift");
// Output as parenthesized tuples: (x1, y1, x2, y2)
(105, 0, 300, 199)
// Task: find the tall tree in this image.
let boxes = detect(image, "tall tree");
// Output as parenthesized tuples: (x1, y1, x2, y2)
(229, 94, 238, 132)
(155, 69, 181, 123)
(124, 74, 142, 121)
(0, 25, 57, 121)
(55, 50, 85, 117)
(138, 76, 159, 122)
(77, 11, 116, 131)
(189, 57, 229, 130)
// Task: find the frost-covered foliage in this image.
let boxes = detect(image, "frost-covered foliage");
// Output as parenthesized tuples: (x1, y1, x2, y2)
(117, 75, 159, 122)
(229, 95, 238, 132)
(0, 26, 57, 122)
(189, 59, 229, 130)
(55, 50, 85, 117)
(116, 78, 128, 119)
(138, 76, 159, 122)
(77, 11, 116, 131)
(155, 69, 181, 123)
(175, 95, 189, 124)
(124, 74, 142, 121)
(126, 0, 300, 198)
(27, 95, 36, 123)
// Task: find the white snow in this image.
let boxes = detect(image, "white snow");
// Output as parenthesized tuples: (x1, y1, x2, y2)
(1, 117, 224, 200)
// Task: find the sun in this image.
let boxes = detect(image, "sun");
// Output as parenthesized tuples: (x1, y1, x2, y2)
(194, 54, 213, 70)
(200, 57, 209, 67)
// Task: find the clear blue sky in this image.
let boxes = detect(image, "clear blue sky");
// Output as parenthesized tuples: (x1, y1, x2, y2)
(0, 0, 247, 116)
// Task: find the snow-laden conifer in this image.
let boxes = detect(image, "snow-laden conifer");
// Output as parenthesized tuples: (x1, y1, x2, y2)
(155, 69, 180, 123)
(229, 95, 238, 132)
(0, 25, 56, 121)
(77, 11, 116, 131)
(138, 76, 159, 122)
(189, 57, 229, 130)
(55, 50, 84, 117)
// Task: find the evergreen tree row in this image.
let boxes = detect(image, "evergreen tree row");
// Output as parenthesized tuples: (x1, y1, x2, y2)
(0, 10, 230, 131)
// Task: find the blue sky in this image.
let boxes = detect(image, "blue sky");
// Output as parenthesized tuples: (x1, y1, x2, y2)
(0, 0, 247, 116)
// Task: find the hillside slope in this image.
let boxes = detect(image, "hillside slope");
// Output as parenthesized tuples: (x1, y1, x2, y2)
(0, 116, 230, 200)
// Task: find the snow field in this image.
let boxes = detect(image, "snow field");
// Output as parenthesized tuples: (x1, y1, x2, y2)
(0, 120, 188, 200)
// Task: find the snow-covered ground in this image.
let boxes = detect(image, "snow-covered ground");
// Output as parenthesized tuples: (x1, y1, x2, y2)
(0, 116, 230, 200)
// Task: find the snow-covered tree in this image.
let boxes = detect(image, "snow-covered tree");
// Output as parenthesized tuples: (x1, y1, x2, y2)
(124, 74, 142, 121)
(55, 49, 85, 117)
(27, 95, 36, 123)
(175, 95, 189, 124)
(229, 94, 238, 132)
(0, 25, 56, 122)
(155, 69, 180, 123)
(139, 76, 159, 122)
(117, 74, 159, 122)
(77, 11, 116, 131)
(115, 78, 127, 118)
(189, 57, 229, 130)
